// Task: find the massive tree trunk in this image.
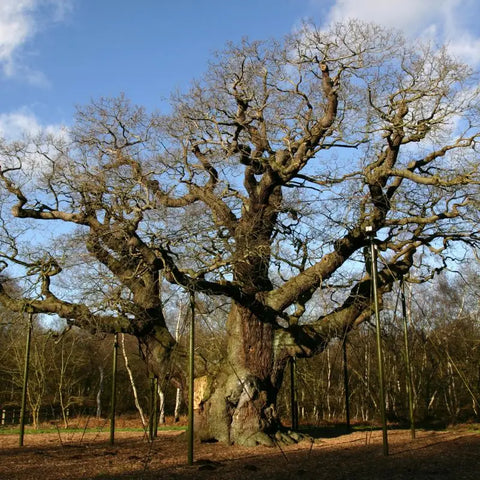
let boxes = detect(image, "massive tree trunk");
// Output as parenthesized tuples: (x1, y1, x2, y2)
(193, 253, 413, 445)
(195, 302, 286, 446)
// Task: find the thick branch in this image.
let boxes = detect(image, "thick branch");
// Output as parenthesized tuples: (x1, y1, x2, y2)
(0, 169, 89, 225)
(0, 281, 131, 334)
(277, 246, 416, 358)
(266, 225, 366, 312)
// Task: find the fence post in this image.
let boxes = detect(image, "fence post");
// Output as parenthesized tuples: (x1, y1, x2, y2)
(401, 279, 416, 439)
(19, 312, 33, 447)
(110, 333, 118, 445)
(342, 337, 351, 431)
(187, 290, 195, 466)
(290, 356, 298, 430)
(367, 227, 389, 456)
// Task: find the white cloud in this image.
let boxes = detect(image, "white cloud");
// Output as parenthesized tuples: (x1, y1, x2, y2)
(322, 0, 480, 66)
(0, 108, 66, 140)
(326, 0, 445, 34)
(0, 0, 36, 71)
(0, 0, 71, 83)
(0, 109, 43, 139)
(0, 109, 69, 179)
(446, 33, 480, 66)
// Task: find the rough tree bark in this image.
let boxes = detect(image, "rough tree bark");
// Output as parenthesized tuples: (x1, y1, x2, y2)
(195, 303, 280, 445)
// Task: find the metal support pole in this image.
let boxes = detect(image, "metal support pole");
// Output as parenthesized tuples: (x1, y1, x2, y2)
(290, 356, 298, 430)
(153, 376, 159, 438)
(342, 337, 351, 432)
(149, 375, 155, 441)
(110, 333, 118, 445)
(187, 291, 195, 466)
(19, 313, 33, 447)
(368, 229, 389, 456)
(401, 279, 416, 439)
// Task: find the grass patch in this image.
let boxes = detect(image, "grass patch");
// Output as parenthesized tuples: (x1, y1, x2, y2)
(465, 423, 480, 433)
(0, 425, 186, 435)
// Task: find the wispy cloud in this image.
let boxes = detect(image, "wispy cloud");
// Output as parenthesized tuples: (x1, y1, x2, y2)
(0, 108, 65, 139)
(0, 0, 72, 84)
(321, 0, 480, 66)
(0, 108, 68, 178)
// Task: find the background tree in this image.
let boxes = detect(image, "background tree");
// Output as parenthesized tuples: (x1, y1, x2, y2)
(277, 271, 480, 426)
(0, 21, 479, 445)
(1, 315, 52, 429)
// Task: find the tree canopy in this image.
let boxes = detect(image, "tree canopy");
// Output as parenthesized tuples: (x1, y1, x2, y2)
(0, 20, 479, 444)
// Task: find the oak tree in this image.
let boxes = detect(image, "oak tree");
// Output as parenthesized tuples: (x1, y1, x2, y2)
(0, 21, 479, 445)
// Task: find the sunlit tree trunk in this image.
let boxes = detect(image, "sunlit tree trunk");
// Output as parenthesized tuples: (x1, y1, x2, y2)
(158, 385, 166, 424)
(96, 366, 104, 419)
(120, 334, 147, 428)
(195, 302, 284, 446)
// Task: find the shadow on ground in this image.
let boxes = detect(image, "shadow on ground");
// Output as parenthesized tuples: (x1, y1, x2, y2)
(1, 428, 479, 480)
(92, 430, 480, 480)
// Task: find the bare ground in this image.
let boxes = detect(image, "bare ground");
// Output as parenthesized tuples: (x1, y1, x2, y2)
(0, 423, 479, 480)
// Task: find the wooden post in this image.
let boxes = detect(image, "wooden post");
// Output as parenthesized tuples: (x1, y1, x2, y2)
(148, 376, 159, 440)
(109, 333, 118, 445)
(148, 375, 155, 441)
(290, 356, 298, 430)
(187, 291, 195, 465)
(401, 279, 416, 439)
(368, 227, 389, 456)
(19, 313, 33, 447)
(342, 337, 351, 431)
(153, 376, 159, 437)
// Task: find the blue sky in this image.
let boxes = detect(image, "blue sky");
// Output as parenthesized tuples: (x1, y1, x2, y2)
(1, 0, 480, 138)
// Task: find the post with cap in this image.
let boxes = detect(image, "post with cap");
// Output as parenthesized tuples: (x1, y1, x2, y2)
(366, 226, 389, 456)
(19, 312, 33, 447)
(187, 290, 195, 465)
(110, 332, 118, 445)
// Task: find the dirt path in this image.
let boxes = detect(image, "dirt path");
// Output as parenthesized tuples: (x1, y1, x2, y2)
(0, 428, 479, 479)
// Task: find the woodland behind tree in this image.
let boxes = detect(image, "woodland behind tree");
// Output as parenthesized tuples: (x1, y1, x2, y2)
(0, 273, 479, 429)
(0, 20, 479, 445)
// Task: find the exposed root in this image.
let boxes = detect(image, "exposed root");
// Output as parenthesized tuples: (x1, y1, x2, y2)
(237, 429, 314, 447)
(274, 429, 311, 445)
(238, 431, 275, 447)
